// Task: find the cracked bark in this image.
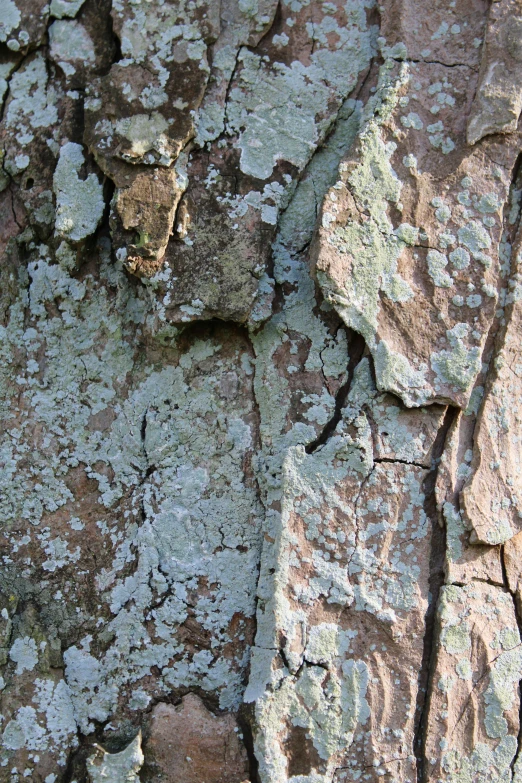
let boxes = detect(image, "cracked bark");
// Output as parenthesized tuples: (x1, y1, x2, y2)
(2, 0, 522, 781)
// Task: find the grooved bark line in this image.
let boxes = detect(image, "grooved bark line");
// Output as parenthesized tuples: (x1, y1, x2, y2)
(1, 0, 522, 781)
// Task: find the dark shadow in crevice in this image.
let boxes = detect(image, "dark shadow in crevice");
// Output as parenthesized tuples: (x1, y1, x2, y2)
(238, 704, 262, 783)
(413, 405, 458, 783)
(305, 329, 366, 454)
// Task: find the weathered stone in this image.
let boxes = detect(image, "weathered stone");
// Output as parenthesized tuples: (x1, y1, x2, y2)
(424, 582, 522, 783)
(87, 732, 143, 783)
(0, 0, 49, 53)
(314, 56, 520, 408)
(82, 0, 216, 275)
(0, 257, 262, 777)
(379, 0, 487, 68)
(461, 221, 522, 544)
(113, 167, 184, 276)
(85, 0, 378, 302)
(467, 0, 522, 145)
(144, 694, 250, 783)
(247, 359, 442, 783)
(49, 0, 117, 88)
(1, 0, 522, 781)
(504, 531, 522, 603)
(436, 411, 504, 585)
(369, 392, 446, 465)
(0, 52, 87, 241)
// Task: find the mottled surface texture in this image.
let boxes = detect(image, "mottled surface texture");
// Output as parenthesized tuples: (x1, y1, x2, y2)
(1, 0, 522, 782)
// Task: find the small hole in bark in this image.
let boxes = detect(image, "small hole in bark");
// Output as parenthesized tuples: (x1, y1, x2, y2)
(25, 178, 34, 189)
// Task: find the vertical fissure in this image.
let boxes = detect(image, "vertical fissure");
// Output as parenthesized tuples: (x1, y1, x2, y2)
(501, 544, 522, 778)
(305, 330, 366, 453)
(238, 705, 263, 783)
(413, 405, 458, 783)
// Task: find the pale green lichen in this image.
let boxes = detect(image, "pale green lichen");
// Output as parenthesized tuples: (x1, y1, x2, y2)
(9, 636, 38, 675)
(53, 142, 105, 242)
(427, 250, 453, 288)
(226, 1, 378, 179)
(0, 242, 264, 779)
(457, 220, 492, 257)
(442, 739, 518, 783)
(114, 113, 170, 160)
(0, 0, 21, 43)
(49, 0, 86, 18)
(434, 585, 522, 783)
(49, 20, 96, 74)
(2, 678, 78, 764)
(249, 350, 432, 780)
(431, 324, 481, 394)
(441, 623, 471, 655)
(372, 340, 428, 404)
(0, 5, 514, 779)
(316, 60, 448, 406)
(370, 394, 444, 464)
(4, 54, 58, 169)
(253, 645, 370, 782)
(449, 248, 470, 270)
(484, 647, 522, 739)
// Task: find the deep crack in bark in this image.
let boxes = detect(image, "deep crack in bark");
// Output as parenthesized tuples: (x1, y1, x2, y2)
(305, 330, 366, 453)
(501, 545, 522, 778)
(413, 405, 458, 783)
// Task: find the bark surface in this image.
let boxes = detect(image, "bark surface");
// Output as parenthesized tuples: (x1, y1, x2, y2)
(1, 0, 522, 781)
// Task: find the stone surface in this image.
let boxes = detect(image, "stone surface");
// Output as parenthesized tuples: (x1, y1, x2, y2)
(246, 359, 446, 782)
(436, 411, 504, 586)
(467, 0, 522, 145)
(424, 583, 522, 783)
(461, 220, 522, 544)
(314, 55, 521, 408)
(87, 732, 144, 783)
(1, 0, 522, 781)
(144, 694, 249, 783)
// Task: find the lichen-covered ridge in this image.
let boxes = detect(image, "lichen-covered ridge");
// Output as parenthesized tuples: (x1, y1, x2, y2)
(1, 0, 522, 782)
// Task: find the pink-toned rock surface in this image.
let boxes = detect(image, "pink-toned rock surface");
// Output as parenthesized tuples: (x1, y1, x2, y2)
(435, 411, 504, 586)
(313, 56, 521, 408)
(245, 359, 448, 781)
(424, 582, 522, 783)
(144, 694, 249, 783)
(461, 217, 522, 544)
(505, 531, 522, 604)
(1, 0, 522, 781)
(467, 0, 522, 145)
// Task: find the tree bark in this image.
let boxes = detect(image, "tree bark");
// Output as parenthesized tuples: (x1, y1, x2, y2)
(1, 0, 522, 781)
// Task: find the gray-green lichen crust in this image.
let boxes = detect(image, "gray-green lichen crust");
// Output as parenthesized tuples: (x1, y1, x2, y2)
(1, 0, 522, 780)
(0, 248, 263, 777)
(425, 583, 522, 783)
(314, 53, 516, 408)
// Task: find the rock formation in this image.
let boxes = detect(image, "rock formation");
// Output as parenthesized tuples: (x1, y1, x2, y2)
(1, 0, 522, 781)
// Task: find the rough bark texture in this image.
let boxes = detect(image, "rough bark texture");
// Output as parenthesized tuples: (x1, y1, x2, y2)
(1, 0, 522, 782)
